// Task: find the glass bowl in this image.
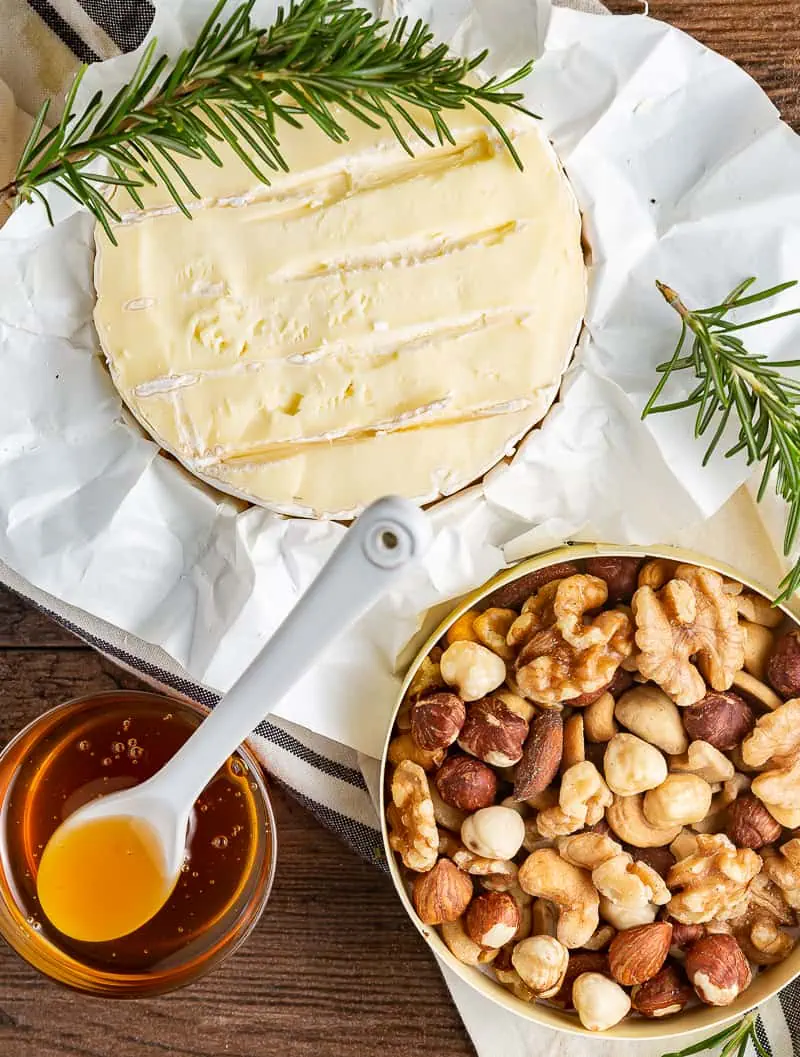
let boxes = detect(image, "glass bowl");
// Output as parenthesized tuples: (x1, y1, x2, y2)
(0, 690, 276, 996)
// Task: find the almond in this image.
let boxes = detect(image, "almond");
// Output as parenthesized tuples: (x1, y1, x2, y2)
(608, 921, 672, 986)
(514, 711, 563, 799)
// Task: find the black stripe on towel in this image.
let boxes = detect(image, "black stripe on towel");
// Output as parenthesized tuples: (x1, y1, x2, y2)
(77, 0, 154, 52)
(253, 719, 368, 791)
(26, 0, 99, 62)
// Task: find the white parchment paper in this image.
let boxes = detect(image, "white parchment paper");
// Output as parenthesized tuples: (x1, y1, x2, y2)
(2, 0, 800, 757)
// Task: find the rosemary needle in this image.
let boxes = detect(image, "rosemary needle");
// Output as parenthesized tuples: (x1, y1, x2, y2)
(0, 0, 536, 243)
(643, 276, 800, 603)
(659, 1011, 771, 1057)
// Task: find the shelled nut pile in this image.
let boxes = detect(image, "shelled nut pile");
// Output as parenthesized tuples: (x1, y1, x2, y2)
(385, 556, 800, 1032)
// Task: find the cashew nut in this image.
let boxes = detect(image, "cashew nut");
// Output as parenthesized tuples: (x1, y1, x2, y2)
(561, 713, 586, 772)
(518, 847, 600, 949)
(741, 620, 776, 681)
(732, 670, 782, 712)
(440, 916, 499, 966)
(440, 641, 506, 701)
(607, 793, 682, 848)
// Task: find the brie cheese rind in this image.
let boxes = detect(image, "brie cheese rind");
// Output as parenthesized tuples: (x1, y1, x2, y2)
(94, 106, 586, 518)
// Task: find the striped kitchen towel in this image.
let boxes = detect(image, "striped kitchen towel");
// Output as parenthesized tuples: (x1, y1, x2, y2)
(1, 3, 796, 1055)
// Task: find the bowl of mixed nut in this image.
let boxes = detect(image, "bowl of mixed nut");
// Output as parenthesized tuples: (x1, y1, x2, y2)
(380, 545, 800, 1038)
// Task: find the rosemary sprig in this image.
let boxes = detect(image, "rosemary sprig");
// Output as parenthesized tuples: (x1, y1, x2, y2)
(0, 0, 535, 244)
(642, 276, 800, 603)
(660, 1012, 770, 1057)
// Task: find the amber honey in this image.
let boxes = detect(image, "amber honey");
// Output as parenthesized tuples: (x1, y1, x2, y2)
(0, 691, 275, 995)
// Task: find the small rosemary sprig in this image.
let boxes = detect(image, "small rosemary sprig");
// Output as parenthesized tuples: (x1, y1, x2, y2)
(643, 276, 800, 603)
(0, 0, 535, 244)
(660, 1012, 770, 1057)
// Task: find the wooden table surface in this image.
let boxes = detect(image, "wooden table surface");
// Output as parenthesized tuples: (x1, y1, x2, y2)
(1, 2, 800, 1055)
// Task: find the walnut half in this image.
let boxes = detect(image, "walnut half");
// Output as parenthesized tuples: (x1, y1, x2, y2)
(632, 566, 744, 708)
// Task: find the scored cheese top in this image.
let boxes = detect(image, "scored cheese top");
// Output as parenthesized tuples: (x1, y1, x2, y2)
(94, 105, 586, 518)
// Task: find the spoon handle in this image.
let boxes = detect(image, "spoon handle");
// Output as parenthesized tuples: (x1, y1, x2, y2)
(160, 496, 432, 803)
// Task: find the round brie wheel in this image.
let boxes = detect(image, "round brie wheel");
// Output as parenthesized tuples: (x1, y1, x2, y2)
(94, 106, 586, 518)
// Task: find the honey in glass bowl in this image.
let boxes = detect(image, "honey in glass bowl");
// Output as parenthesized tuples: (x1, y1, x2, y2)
(0, 690, 276, 996)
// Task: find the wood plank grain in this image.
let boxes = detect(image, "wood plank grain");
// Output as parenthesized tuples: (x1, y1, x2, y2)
(0, 589, 82, 649)
(0, 653, 473, 1057)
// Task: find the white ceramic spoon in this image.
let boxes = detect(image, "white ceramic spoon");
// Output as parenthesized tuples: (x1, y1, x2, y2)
(36, 496, 431, 942)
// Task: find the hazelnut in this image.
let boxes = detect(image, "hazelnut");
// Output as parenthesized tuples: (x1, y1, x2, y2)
(465, 891, 520, 948)
(726, 795, 783, 849)
(668, 920, 705, 952)
(461, 806, 526, 861)
(683, 692, 755, 752)
(615, 685, 688, 755)
(685, 934, 752, 1006)
(631, 963, 694, 1018)
(511, 935, 569, 997)
(585, 556, 643, 603)
(435, 756, 497, 812)
(458, 697, 529, 767)
(644, 774, 712, 829)
(412, 859, 473, 925)
(551, 951, 609, 1008)
(608, 921, 672, 986)
(632, 847, 675, 880)
(441, 641, 506, 702)
(513, 711, 563, 800)
(483, 562, 580, 610)
(572, 972, 632, 1031)
(767, 629, 800, 699)
(410, 692, 466, 751)
(604, 733, 668, 796)
(493, 689, 535, 723)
